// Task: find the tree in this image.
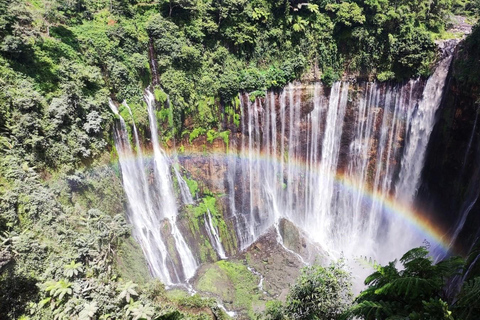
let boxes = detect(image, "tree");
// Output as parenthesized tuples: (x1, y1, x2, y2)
(283, 261, 353, 320)
(343, 246, 464, 320)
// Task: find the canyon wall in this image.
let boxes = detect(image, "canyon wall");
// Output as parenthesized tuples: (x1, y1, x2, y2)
(112, 39, 480, 288)
(418, 40, 480, 255)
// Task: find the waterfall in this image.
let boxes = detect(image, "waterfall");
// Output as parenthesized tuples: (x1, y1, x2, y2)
(109, 100, 173, 284)
(111, 93, 198, 284)
(229, 54, 452, 264)
(144, 90, 198, 281)
(313, 82, 349, 248)
(204, 209, 227, 259)
(173, 165, 194, 205)
(396, 54, 453, 202)
(112, 48, 453, 286)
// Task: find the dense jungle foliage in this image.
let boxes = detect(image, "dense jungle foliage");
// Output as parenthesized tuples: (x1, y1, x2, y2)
(259, 245, 480, 320)
(1, 0, 480, 319)
(0, 0, 477, 145)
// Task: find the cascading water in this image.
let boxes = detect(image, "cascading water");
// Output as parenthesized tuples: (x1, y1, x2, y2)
(111, 47, 454, 286)
(204, 209, 227, 259)
(144, 90, 198, 281)
(173, 164, 194, 205)
(109, 100, 173, 284)
(396, 54, 454, 203)
(227, 51, 453, 267)
(111, 92, 197, 285)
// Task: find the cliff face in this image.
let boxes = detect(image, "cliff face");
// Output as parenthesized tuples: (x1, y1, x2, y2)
(174, 38, 480, 262)
(418, 40, 480, 255)
(112, 37, 480, 297)
(173, 72, 453, 269)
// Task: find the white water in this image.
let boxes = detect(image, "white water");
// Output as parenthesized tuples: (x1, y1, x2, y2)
(228, 52, 452, 267)
(112, 50, 453, 285)
(173, 164, 194, 205)
(396, 55, 454, 202)
(144, 90, 198, 281)
(109, 99, 173, 284)
(111, 92, 198, 284)
(204, 209, 227, 259)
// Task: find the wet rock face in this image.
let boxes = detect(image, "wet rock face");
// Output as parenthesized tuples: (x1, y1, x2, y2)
(191, 224, 325, 319)
(181, 155, 228, 195)
(418, 73, 480, 255)
(178, 64, 480, 312)
(178, 77, 456, 264)
(123, 54, 463, 289)
(115, 38, 480, 294)
(279, 218, 303, 253)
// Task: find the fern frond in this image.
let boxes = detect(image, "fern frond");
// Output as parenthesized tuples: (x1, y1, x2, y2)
(383, 277, 435, 298)
(400, 247, 429, 264)
(345, 300, 403, 319)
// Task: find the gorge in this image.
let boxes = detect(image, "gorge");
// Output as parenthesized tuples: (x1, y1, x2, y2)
(110, 40, 468, 299)
(2, 0, 480, 318)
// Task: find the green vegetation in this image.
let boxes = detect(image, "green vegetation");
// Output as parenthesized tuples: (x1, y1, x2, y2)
(1, 0, 480, 318)
(196, 260, 262, 318)
(183, 191, 236, 261)
(259, 261, 353, 320)
(184, 176, 199, 198)
(256, 245, 480, 320)
(0, 150, 222, 319)
(342, 245, 480, 320)
(0, 0, 470, 146)
(455, 23, 480, 89)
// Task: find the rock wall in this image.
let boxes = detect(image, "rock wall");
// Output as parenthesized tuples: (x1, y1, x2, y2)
(176, 76, 451, 268)
(418, 41, 480, 255)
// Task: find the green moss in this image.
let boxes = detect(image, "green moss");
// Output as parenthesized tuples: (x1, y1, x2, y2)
(193, 196, 217, 218)
(206, 129, 217, 144)
(184, 193, 236, 262)
(204, 129, 230, 149)
(249, 90, 265, 102)
(166, 288, 190, 301)
(200, 237, 217, 263)
(197, 264, 231, 298)
(185, 177, 199, 198)
(189, 127, 206, 143)
(118, 104, 134, 143)
(116, 237, 152, 285)
(196, 260, 261, 317)
(185, 205, 200, 233)
(166, 232, 180, 267)
(217, 218, 237, 254)
(218, 131, 230, 150)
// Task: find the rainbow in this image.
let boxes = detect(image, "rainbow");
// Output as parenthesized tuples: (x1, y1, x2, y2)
(108, 146, 455, 255)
